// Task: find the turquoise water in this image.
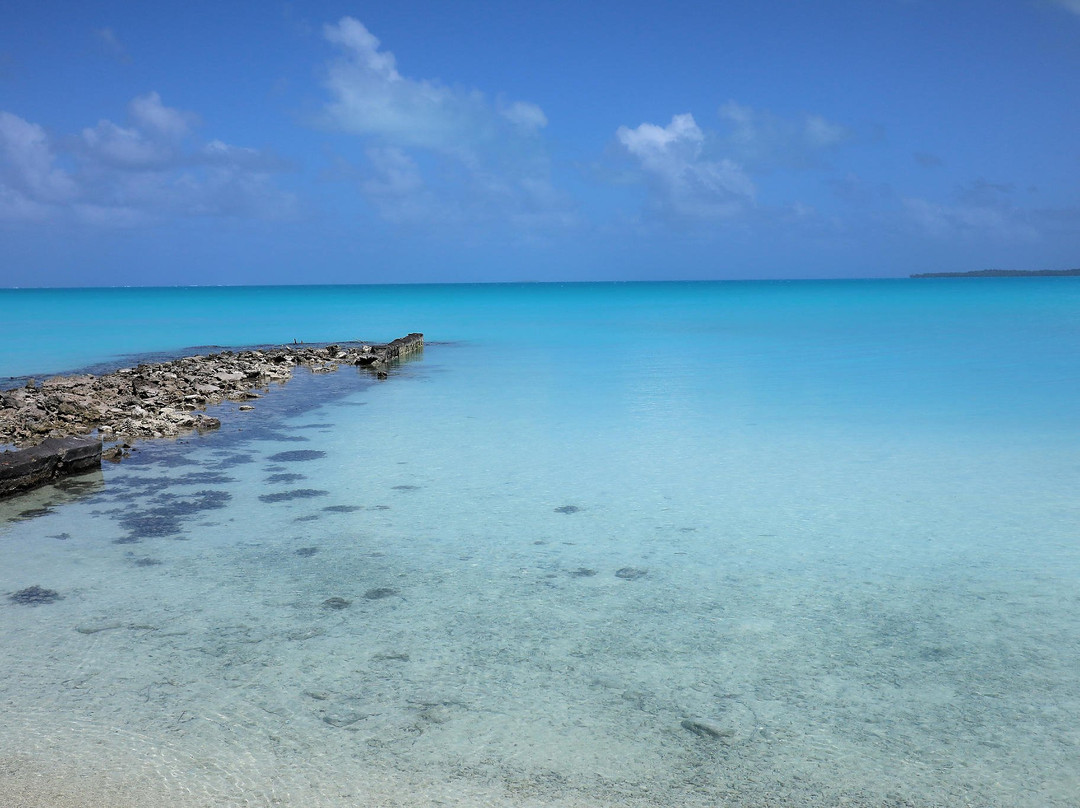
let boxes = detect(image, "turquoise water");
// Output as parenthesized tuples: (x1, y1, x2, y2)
(1, 280, 1079, 806)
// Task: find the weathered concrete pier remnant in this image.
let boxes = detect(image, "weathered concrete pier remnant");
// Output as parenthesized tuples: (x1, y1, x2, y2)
(0, 333, 423, 497)
(0, 436, 103, 497)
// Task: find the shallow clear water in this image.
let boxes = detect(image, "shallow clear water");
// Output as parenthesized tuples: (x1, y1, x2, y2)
(2, 280, 1079, 806)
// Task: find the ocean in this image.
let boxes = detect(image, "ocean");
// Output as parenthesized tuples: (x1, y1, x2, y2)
(1, 280, 1078, 806)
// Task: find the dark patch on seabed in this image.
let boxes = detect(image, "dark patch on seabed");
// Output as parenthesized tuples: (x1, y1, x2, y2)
(268, 450, 326, 462)
(364, 587, 399, 600)
(266, 472, 307, 484)
(259, 489, 329, 503)
(205, 452, 257, 469)
(256, 431, 310, 443)
(8, 585, 62, 605)
(113, 489, 231, 542)
(174, 471, 236, 485)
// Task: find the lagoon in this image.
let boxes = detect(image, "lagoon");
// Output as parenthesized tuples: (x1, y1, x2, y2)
(2, 279, 1079, 806)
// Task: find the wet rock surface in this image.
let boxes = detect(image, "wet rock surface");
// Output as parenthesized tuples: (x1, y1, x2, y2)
(0, 435, 103, 497)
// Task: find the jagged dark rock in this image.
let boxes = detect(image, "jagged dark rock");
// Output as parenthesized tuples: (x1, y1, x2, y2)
(0, 436, 102, 497)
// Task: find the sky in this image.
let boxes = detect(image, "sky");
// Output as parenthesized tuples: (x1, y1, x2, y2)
(1, 0, 1078, 286)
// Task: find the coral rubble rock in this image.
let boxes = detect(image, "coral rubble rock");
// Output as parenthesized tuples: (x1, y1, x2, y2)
(0, 334, 423, 497)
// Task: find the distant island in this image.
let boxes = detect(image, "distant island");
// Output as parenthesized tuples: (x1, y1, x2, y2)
(911, 268, 1080, 278)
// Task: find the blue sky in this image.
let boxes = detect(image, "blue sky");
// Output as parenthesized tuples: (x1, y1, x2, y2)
(1, 0, 1078, 285)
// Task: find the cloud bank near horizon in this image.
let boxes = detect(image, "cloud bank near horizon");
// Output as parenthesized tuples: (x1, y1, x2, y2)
(0, 93, 295, 227)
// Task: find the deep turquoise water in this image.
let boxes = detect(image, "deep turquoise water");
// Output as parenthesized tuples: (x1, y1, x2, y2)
(1, 280, 1079, 806)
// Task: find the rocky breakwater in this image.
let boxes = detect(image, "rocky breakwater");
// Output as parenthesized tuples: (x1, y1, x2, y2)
(0, 333, 423, 497)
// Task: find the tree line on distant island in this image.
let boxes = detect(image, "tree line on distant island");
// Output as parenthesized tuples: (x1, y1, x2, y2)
(910, 268, 1080, 278)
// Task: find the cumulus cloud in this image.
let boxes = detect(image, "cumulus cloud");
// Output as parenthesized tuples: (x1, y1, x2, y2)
(129, 91, 196, 139)
(0, 94, 295, 227)
(500, 101, 547, 132)
(616, 113, 755, 221)
(613, 102, 851, 225)
(319, 16, 570, 229)
(0, 112, 78, 208)
(718, 102, 849, 170)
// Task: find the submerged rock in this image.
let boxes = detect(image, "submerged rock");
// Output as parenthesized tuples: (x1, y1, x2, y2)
(681, 718, 735, 740)
(321, 709, 369, 728)
(8, 585, 62, 605)
(363, 587, 399, 600)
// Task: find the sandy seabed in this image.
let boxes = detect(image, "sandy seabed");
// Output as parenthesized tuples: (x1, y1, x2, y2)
(2, 371, 1079, 808)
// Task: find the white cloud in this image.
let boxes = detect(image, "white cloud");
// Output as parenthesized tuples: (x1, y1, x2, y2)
(319, 16, 570, 230)
(81, 118, 173, 169)
(500, 101, 547, 132)
(129, 91, 196, 139)
(0, 112, 79, 221)
(616, 113, 755, 220)
(719, 102, 849, 169)
(0, 95, 295, 227)
(322, 17, 505, 160)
